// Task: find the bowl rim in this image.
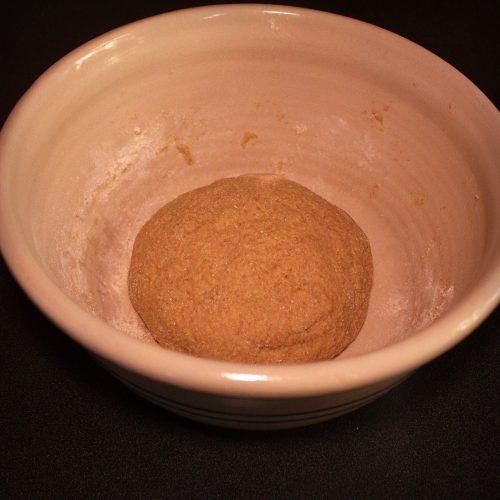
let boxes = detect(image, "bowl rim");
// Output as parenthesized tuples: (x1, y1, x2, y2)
(0, 3, 499, 398)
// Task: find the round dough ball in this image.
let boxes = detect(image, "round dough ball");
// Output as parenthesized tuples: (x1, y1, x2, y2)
(128, 174, 373, 363)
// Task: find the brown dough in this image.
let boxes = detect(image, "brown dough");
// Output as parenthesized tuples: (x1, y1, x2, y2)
(128, 174, 373, 363)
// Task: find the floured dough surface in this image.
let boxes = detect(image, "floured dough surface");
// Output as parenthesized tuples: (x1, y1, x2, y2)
(128, 174, 373, 363)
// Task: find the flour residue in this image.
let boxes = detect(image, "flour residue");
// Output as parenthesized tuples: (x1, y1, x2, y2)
(415, 266, 455, 329)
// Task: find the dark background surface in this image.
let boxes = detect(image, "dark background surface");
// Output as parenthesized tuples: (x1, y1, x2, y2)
(1, 1, 499, 498)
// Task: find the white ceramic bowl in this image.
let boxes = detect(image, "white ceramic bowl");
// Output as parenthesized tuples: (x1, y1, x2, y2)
(0, 5, 499, 429)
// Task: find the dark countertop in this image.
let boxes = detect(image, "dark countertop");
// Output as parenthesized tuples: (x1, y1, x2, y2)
(1, 2, 498, 498)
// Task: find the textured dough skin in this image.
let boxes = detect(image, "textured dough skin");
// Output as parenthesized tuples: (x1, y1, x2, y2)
(128, 174, 373, 363)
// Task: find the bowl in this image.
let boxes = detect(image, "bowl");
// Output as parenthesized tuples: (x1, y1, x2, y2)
(0, 5, 498, 429)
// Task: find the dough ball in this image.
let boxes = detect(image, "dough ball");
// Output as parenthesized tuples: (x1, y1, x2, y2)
(128, 174, 373, 363)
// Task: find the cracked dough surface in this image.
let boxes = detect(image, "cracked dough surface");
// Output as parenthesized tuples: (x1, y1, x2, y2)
(128, 174, 373, 363)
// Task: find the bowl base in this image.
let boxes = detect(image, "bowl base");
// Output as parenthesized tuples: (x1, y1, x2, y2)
(98, 355, 409, 430)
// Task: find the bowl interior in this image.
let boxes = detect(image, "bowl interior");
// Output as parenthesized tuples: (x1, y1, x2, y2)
(2, 6, 499, 361)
